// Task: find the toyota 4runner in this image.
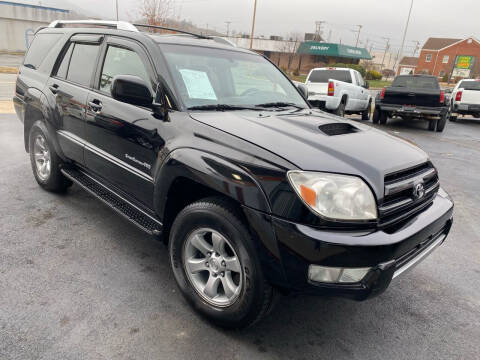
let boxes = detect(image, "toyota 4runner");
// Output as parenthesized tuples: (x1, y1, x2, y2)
(14, 20, 454, 328)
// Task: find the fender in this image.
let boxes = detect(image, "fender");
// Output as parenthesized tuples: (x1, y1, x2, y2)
(23, 87, 66, 160)
(153, 148, 271, 220)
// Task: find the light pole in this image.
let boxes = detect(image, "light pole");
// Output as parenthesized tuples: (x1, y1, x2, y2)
(397, 0, 414, 70)
(225, 21, 231, 37)
(354, 24, 363, 47)
(115, 0, 119, 21)
(249, 0, 258, 49)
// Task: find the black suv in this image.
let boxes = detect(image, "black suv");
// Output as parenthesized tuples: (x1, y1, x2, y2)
(14, 21, 453, 328)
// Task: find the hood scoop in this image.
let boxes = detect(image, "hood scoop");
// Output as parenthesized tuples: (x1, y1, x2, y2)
(319, 122, 360, 136)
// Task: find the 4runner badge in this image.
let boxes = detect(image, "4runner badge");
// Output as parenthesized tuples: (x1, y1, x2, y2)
(125, 154, 152, 170)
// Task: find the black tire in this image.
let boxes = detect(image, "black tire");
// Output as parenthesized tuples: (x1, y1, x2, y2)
(361, 101, 372, 120)
(169, 197, 276, 329)
(449, 115, 457, 122)
(436, 112, 448, 132)
(428, 119, 438, 131)
(379, 110, 388, 125)
(28, 120, 71, 192)
(372, 107, 380, 124)
(334, 101, 345, 117)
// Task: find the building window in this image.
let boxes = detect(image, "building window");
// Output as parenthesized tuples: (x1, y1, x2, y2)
(442, 55, 449, 64)
(426, 54, 432, 62)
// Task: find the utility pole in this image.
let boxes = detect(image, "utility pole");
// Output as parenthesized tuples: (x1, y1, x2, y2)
(249, 0, 258, 49)
(397, 0, 414, 70)
(225, 21, 231, 37)
(381, 37, 390, 70)
(354, 24, 363, 47)
(115, 0, 119, 21)
(315, 21, 325, 41)
(411, 40, 421, 56)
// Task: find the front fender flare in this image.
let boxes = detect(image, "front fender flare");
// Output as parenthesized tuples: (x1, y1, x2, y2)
(153, 148, 271, 220)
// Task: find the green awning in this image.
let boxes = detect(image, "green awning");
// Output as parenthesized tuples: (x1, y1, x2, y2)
(297, 42, 372, 60)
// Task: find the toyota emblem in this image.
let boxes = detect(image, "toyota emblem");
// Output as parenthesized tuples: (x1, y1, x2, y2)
(413, 183, 425, 199)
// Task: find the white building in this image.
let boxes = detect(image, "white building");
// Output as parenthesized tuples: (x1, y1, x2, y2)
(0, 1, 71, 52)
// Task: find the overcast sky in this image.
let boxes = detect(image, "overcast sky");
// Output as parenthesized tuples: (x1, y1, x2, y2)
(27, 0, 479, 53)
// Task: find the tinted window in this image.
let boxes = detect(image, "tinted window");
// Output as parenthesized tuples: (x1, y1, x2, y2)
(458, 81, 480, 91)
(308, 70, 352, 83)
(100, 46, 150, 94)
(66, 43, 100, 87)
(56, 43, 74, 79)
(392, 76, 439, 89)
(23, 33, 63, 70)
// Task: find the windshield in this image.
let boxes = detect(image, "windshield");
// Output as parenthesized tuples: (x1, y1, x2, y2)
(307, 70, 352, 83)
(160, 44, 308, 109)
(458, 80, 480, 91)
(392, 76, 439, 89)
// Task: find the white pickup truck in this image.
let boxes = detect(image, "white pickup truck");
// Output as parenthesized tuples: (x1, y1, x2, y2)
(450, 79, 480, 121)
(305, 67, 372, 119)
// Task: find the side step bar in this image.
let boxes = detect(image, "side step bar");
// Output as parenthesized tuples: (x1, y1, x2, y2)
(61, 167, 162, 236)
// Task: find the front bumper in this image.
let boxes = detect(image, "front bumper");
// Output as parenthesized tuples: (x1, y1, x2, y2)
(378, 103, 448, 117)
(244, 192, 453, 301)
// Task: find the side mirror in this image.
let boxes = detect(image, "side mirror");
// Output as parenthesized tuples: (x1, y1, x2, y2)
(111, 75, 153, 107)
(364, 81, 370, 89)
(296, 83, 309, 99)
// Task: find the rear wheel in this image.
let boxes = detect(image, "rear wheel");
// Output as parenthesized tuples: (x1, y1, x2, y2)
(361, 101, 372, 120)
(169, 197, 276, 329)
(372, 107, 380, 124)
(436, 112, 448, 132)
(334, 101, 345, 117)
(450, 115, 457, 122)
(379, 110, 388, 124)
(428, 119, 438, 131)
(29, 121, 71, 192)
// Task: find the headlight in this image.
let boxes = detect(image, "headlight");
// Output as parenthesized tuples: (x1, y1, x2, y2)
(287, 171, 377, 220)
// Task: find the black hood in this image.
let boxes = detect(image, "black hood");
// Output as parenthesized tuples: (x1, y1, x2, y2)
(190, 110, 428, 197)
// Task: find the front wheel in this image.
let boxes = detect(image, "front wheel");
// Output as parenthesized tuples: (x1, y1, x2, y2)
(169, 197, 276, 329)
(29, 121, 71, 192)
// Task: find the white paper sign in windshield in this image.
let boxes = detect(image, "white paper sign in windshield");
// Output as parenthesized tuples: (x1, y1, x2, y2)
(179, 69, 217, 100)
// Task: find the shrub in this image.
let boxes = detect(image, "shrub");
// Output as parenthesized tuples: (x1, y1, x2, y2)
(293, 69, 300, 76)
(330, 63, 366, 77)
(442, 73, 449, 82)
(366, 70, 382, 80)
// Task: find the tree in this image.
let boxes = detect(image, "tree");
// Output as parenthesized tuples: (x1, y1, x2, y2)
(138, 0, 174, 28)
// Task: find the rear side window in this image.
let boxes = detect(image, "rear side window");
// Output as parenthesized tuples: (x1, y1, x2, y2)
(56, 43, 74, 79)
(24, 33, 63, 70)
(66, 43, 100, 87)
(308, 70, 352, 83)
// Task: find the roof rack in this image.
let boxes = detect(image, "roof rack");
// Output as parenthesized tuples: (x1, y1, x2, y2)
(132, 23, 210, 39)
(48, 20, 138, 32)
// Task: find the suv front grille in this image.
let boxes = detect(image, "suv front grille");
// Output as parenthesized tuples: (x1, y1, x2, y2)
(379, 162, 440, 227)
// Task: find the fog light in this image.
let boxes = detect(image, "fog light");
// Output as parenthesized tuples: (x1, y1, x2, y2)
(308, 265, 370, 284)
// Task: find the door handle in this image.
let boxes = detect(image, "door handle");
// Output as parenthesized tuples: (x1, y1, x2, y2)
(88, 100, 102, 113)
(49, 84, 59, 94)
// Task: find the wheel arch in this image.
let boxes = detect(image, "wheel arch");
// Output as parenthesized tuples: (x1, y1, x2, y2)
(154, 148, 271, 235)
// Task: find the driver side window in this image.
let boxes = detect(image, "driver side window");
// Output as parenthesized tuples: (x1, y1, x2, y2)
(100, 46, 150, 95)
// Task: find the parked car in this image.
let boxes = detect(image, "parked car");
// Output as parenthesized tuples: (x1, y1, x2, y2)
(373, 75, 450, 132)
(14, 21, 453, 329)
(450, 79, 480, 121)
(305, 67, 372, 119)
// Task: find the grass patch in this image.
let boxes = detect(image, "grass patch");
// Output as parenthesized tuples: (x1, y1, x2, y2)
(289, 74, 306, 83)
(369, 80, 392, 88)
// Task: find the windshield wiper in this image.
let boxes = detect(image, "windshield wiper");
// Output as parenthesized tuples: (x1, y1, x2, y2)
(254, 102, 306, 110)
(187, 104, 256, 111)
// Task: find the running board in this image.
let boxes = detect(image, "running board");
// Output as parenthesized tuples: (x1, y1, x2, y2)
(61, 167, 162, 236)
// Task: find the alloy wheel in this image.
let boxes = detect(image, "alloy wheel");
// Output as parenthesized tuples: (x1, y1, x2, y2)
(183, 228, 243, 307)
(33, 134, 51, 181)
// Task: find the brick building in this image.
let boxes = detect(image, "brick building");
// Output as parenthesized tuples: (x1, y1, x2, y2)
(414, 37, 480, 80)
(397, 56, 419, 75)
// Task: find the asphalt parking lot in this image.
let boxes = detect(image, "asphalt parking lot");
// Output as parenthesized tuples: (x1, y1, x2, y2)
(1, 112, 479, 360)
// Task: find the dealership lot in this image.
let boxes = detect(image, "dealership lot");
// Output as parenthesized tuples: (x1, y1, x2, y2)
(0, 112, 479, 360)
